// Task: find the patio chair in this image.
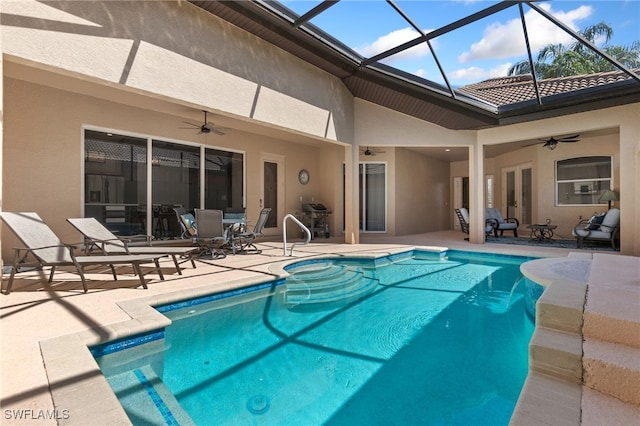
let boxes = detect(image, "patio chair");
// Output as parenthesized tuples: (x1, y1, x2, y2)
(234, 208, 271, 254)
(66, 217, 198, 275)
(0, 212, 165, 294)
(173, 207, 189, 238)
(485, 208, 519, 237)
(455, 208, 494, 240)
(194, 209, 230, 259)
(572, 208, 620, 249)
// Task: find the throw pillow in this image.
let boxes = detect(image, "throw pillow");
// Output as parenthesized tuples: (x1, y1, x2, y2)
(180, 213, 197, 236)
(586, 213, 605, 230)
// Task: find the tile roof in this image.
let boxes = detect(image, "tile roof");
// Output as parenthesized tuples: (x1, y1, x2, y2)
(458, 69, 640, 107)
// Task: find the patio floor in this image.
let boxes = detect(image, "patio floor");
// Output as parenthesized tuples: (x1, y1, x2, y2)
(1, 230, 637, 425)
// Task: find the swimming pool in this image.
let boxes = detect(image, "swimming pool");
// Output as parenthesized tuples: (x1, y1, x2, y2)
(92, 249, 542, 425)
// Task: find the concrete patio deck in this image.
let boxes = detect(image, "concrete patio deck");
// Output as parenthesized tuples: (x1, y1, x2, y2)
(1, 230, 638, 425)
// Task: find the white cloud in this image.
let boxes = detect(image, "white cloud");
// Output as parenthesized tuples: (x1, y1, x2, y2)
(356, 27, 432, 61)
(449, 63, 514, 83)
(458, 3, 592, 63)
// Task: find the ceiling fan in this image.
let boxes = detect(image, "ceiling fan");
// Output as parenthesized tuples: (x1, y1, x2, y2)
(526, 134, 580, 150)
(181, 111, 228, 135)
(360, 146, 386, 156)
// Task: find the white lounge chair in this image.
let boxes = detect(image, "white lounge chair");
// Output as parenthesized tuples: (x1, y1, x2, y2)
(0, 212, 165, 294)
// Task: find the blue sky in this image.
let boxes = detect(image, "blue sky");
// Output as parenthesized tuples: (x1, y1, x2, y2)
(281, 1, 640, 86)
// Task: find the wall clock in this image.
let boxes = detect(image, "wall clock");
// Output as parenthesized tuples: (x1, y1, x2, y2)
(298, 169, 309, 185)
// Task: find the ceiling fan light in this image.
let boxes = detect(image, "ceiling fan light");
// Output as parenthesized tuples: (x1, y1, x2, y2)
(547, 141, 557, 150)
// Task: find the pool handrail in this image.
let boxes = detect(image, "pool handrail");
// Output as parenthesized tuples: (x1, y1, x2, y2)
(283, 214, 311, 256)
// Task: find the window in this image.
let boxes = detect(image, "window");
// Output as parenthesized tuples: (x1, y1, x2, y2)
(485, 174, 494, 208)
(556, 156, 612, 205)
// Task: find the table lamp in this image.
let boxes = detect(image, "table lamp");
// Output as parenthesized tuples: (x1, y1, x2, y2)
(599, 190, 617, 209)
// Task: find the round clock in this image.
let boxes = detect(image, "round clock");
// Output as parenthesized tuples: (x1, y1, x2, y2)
(298, 169, 310, 185)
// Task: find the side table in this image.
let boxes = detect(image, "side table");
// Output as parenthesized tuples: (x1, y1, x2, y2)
(527, 223, 557, 241)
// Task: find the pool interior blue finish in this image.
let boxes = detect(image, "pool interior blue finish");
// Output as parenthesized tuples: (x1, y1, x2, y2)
(93, 249, 542, 425)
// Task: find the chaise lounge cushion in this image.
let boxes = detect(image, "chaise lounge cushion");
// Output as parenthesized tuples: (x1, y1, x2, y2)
(599, 208, 620, 233)
(180, 213, 197, 236)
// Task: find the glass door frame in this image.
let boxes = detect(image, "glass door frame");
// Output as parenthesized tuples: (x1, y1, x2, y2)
(260, 153, 285, 236)
(501, 162, 532, 226)
(359, 161, 387, 233)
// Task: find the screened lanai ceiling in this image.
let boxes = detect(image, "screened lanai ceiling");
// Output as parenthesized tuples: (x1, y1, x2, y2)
(191, 0, 640, 130)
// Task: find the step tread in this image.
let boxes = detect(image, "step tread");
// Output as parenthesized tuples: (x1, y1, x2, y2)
(583, 338, 640, 371)
(287, 279, 377, 304)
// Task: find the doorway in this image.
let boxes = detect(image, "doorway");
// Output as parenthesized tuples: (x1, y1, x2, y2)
(260, 154, 284, 236)
(502, 163, 532, 226)
(452, 177, 469, 230)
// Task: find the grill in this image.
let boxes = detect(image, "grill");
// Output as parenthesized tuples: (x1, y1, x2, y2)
(301, 203, 331, 238)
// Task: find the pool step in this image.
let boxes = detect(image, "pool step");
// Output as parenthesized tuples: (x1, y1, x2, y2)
(515, 253, 640, 426)
(583, 339, 640, 406)
(285, 262, 378, 308)
(107, 365, 195, 425)
(581, 254, 640, 408)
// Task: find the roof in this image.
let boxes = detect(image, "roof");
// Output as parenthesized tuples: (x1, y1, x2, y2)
(459, 69, 640, 108)
(190, 0, 640, 130)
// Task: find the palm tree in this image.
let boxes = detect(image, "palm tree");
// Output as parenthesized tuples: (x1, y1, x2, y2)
(508, 22, 640, 78)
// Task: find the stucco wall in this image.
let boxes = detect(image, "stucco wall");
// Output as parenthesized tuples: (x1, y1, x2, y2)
(394, 148, 450, 236)
(354, 99, 473, 148)
(1, 0, 354, 143)
(1, 77, 342, 261)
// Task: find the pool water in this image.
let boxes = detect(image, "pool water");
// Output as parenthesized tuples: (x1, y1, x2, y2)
(93, 250, 542, 425)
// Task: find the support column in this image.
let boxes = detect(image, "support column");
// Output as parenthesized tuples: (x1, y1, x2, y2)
(343, 143, 359, 244)
(619, 110, 640, 256)
(468, 142, 486, 244)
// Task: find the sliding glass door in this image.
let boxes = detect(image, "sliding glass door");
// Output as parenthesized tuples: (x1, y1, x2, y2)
(84, 129, 244, 239)
(205, 148, 245, 212)
(84, 130, 147, 236)
(360, 162, 386, 232)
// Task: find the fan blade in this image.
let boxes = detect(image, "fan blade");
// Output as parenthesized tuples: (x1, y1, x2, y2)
(523, 141, 542, 147)
(559, 139, 579, 143)
(559, 134, 579, 140)
(204, 122, 228, 135)
(182, 121, 199, 128)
